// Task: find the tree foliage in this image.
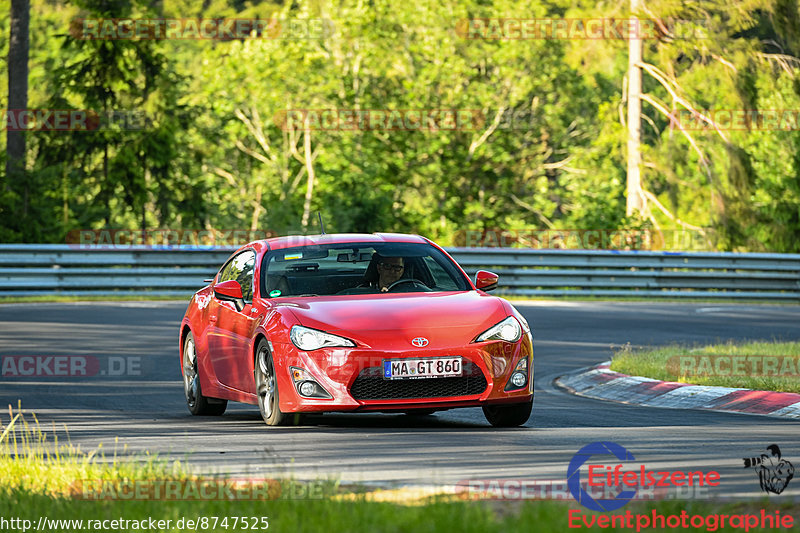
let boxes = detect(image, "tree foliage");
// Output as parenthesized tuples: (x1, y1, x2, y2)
(1, 0, 798, 250)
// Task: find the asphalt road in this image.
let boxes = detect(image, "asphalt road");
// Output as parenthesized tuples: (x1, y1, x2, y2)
(2, 300, 800, 500)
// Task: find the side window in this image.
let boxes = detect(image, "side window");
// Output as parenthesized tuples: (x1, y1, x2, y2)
(217, 251, 256, 302)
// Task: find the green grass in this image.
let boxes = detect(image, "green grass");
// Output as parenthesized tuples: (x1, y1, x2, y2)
(2, 406, 796, 532)
(610, 341, 800, 393)
(8, 493, 796, 533)
(0, 404, 185, 497)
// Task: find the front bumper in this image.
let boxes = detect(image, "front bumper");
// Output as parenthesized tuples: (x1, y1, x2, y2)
(273, 332, 534, 413)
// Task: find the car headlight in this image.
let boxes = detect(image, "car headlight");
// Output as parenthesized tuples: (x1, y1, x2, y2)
(473, 316, 522, 343)
(290, 325, 356, 351)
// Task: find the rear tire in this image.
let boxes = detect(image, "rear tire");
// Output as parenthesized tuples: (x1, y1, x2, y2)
(254, 339, 289, 426)
(183, 332, 227, 416)
(482, 398, 532, 427)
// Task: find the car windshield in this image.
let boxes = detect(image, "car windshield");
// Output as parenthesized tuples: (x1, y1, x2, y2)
(261, 242, 471, 298)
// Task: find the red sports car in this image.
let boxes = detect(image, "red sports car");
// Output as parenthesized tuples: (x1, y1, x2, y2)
(179, 233, 533, 427)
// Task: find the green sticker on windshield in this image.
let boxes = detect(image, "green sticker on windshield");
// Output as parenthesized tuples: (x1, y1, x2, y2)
(269, 289, 282, 297)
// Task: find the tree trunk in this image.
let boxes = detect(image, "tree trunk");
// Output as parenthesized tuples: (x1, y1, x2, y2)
(300, 119, 316, 230)
(6, 0, 30, 192)
(626, 0, 644, 217)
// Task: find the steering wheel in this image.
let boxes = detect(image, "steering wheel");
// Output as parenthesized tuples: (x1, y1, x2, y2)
(386, 279, 432, 292)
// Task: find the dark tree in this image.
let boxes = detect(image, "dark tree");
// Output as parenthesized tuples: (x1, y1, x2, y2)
(6, 0, 30, 195)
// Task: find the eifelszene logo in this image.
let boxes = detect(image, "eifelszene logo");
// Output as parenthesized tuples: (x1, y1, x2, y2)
(743, 445, 795, 494)
(568, 442, 721, 512)
(568, 442, 637, 511)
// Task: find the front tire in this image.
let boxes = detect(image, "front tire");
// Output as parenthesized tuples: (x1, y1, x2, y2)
(183, 332, 227, 416)
(254, 339, 289, 426)
(482, 398, 532, 427)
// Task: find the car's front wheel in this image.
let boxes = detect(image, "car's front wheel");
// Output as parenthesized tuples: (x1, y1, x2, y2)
(482, 398, 533, 427)
(254, 339, 289, 426)
(183, 332, 227, 416)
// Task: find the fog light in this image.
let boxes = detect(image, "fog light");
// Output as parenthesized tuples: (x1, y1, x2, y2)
(299, 381, 316, 397)
(290, 366, 333, 399)
(511, 372, 527, 387)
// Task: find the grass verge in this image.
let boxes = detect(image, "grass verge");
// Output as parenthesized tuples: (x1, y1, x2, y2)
(1, 407, 796, 532)
(610, 341, 800, 393)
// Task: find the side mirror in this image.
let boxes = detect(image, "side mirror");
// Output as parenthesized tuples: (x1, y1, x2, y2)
(214, 279, 245, 311)
(475, 270, 499, 292)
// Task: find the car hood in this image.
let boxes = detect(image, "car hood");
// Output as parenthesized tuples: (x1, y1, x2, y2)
(278, 291, 509, 347)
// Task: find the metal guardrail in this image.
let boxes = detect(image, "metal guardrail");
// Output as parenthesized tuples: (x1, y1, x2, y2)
(0, 244, 798, 300)
(449, 248, 800, 300)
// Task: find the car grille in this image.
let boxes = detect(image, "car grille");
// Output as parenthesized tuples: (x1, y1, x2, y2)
(350, 361, 487, 400)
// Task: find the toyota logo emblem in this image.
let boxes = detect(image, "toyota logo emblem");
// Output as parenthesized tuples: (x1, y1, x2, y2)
(411, 337, 429, 347)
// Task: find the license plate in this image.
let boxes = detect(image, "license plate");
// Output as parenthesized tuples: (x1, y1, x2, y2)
(383, 357, 463, 380)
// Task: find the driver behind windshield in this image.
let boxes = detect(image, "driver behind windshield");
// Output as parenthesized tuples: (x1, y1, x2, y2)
(372, 254, 404, 292)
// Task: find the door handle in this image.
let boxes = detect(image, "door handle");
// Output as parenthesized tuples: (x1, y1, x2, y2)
(209, 315, 218, 323)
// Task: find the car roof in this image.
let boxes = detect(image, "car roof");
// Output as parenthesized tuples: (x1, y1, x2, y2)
(261, 232, 429, 251)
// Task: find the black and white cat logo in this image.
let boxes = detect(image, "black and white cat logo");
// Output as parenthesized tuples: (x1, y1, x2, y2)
(743, 444, 795, 494)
